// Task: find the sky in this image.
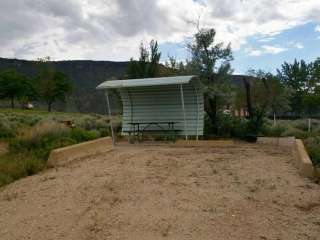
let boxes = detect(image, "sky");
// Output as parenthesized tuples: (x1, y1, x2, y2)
(0, 0, 320, 74)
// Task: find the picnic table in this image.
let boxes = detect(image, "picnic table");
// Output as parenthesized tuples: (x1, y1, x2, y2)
(124, 121, 181, 142)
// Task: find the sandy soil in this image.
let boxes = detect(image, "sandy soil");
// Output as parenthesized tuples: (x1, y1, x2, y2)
(0, 143, 319, 240)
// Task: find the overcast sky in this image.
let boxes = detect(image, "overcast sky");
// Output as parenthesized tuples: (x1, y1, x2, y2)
(0, 0, 320, 73)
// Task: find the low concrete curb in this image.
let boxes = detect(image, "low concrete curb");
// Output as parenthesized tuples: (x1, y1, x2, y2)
(293, 139, 316, 178)
(48, 137, 113, 167)
(257, 137, 296, 147)
(175, 140, 234, 147)
(257, 137, 315, 178)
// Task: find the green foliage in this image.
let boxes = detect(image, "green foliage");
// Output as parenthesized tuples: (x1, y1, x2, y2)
(0, 118, 16, 138)
(0, 110, 116, 187)
(261, 124, 286, 137)
(70, 128, 101, 143)
(34, 58, 73, 111)
(204, 113, 248, 139)
(304, 137, 320, 167)
(126, 40, 161, 79)
(246, 108, 265, 136)
(187, 28, 234, 130)
(0, 69, 32, 108)
(0, 152, 46, 187)
(277, 58, 320, 117)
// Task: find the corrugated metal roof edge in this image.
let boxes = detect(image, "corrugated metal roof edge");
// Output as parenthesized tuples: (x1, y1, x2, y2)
(96, 75, 198, 89)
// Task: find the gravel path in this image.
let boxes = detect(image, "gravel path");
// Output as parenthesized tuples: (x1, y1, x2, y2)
(0, 143, 319, 240)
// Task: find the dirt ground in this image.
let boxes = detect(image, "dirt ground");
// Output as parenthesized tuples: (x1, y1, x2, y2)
(0, 142, 319, 240)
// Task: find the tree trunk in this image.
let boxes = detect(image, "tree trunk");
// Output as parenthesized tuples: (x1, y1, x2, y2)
(11, 96, 15, 109)
(48, 102, 52, 112)
(243, 77, 253, 118)
(205, 96, 218, 134)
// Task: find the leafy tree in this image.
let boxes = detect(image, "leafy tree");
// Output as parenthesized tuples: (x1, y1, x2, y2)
(164, 56, 194, 76)
(187, 28, 233, 130)
(250, 70, 291, 118)
(126, 40, 161, 79)
(34, 58, 73, 112)
(0, 69, 30, 108)
(277, 59, 320, 117)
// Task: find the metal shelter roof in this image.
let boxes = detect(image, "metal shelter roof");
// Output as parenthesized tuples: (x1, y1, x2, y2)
(96, 75, 197, 89)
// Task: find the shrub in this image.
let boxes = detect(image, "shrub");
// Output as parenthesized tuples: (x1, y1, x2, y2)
(246, 109, 265, 136)
(292, 120, 309, 131)
(262, 124, 286, 137)
(0, 119, 16, 138)
(70, 128, 101, 143)
(304, 137, 320, 167)
(0, 110, 115, 188)
(204, 113, 248, 139)
(0, 153, 45, 187)
(281, 127, 310, 139)
(231, 117, 249, 139)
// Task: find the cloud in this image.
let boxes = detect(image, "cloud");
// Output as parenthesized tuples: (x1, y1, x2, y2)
(245, 44, 288, 56)
(288, 41, 304, 49)
(258, 37, 276, 43)
(293, 42, 304, 49)
(261, 45, 288, 54)
(245, 47, 263, 56)
(0, 0, 319, 60)
(316, 25, 320, 32)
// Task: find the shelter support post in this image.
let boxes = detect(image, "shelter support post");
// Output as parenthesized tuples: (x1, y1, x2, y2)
(180, 84, 188, 141)
(105, 90, 116, 145)
(193, 84, 200, 141)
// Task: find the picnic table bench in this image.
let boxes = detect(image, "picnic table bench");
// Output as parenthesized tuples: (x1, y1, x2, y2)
(123, 121, 182, 142)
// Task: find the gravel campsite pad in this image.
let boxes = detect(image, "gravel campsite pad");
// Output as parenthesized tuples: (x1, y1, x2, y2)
(0, 143, 319, 240)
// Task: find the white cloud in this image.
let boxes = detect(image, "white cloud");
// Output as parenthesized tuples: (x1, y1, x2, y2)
(261, 45, 288, 54)
(0, 0, 319, 60)
(315, 25, 320, 32)
(245, 47, 262, 56)
(294, 42, 304, 49)
(258, 37, 276, 43)
(288, 41, 304, 49)
(245, 44, 288, 56)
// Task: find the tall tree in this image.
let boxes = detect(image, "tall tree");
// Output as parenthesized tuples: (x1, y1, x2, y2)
(126, 40, 161, 79)
(187, 28, 233, 129)
(34, 57, 73, 112)
(0, 69, 29, 108)
(277, 59, 315, 117)
(249, 70, 291, 117)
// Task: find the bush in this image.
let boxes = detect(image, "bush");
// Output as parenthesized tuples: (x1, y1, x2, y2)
(0, 110, 117, 188)
(0, 153, 45, 187)
(304, 137, 320, 167)
(281, 127, 311, 139)
(70, 128, 101, 143)
(204, 113, 248, 139)
(0, 119, 16, 138)
(262, 124, 286, 137)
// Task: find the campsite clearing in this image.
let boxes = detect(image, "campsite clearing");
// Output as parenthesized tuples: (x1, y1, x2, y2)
(0, 142, 319, 240)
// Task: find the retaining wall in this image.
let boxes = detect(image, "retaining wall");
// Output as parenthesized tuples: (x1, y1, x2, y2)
(257, 137, 316, 178)
(48, 137, 114, 167)
(175, 140, 234, 147)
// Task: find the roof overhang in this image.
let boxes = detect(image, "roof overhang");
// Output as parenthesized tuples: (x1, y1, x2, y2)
(96, 75, 198, 90)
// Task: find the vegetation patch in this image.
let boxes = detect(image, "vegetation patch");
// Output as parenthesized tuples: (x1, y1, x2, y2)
(0, 110, 116, 188)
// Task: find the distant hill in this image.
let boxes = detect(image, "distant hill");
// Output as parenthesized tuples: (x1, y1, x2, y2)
(0, 57, 252, 114)
(0, 58, 129, 113)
